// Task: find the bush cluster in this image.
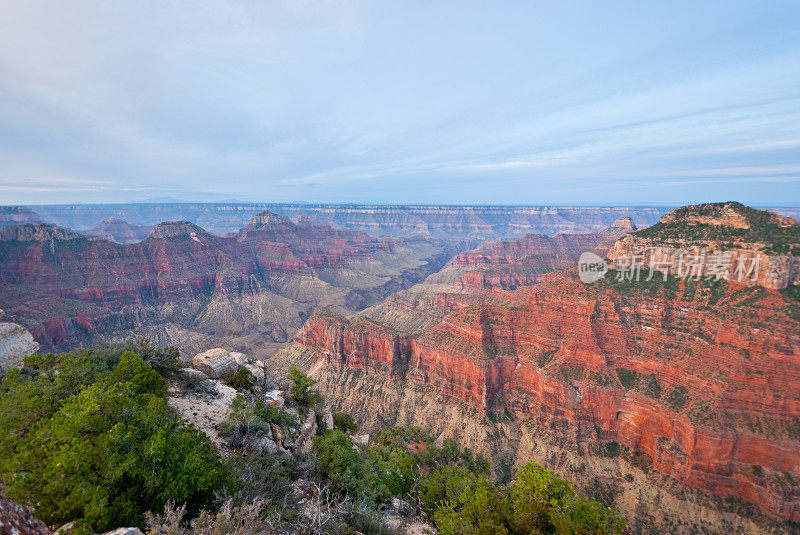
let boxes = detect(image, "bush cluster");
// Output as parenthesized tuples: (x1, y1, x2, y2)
(0, 347, 227, 532)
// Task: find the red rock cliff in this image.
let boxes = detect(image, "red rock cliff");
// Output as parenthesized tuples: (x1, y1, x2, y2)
(296, 269, 800, 522)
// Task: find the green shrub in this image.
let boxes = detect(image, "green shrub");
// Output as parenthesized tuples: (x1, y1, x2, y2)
(313, 430, 392, 504)
(333, 411, 358, 434)
(641, 373, 662, 399)
(95, 337, 180, 377)
(616, 368, 638, 389)
(220, 395, 297, 448)
(419, 463, 626, 535)
(222, 368, 256, 390)
(287, 364, 321, 407)
(666, 385, 689, 410)
(0, 351, 228, 532)
(630, 452, 654, 473)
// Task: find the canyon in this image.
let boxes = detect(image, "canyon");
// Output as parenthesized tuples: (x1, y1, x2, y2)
(274, 203, 800, 533)
(1, 201, 798, 533)
(0, 211, 447, 356)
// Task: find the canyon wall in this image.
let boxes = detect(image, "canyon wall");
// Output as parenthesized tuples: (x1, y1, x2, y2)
(0, 212, 447, 356)
(609, 202, 800, 290)
(290, 271, 800, 531)
(279, 203, 800, 533)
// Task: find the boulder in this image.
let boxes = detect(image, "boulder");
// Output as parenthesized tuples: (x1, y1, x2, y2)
(323, 405, 334, 431)
(382, 497, 437, 535)
(351, 434, 370, 447)
(192, 348, 239, 379)
(102, 529, 144, 535)
(177, 367, 207, 381)
(0, 321, 39, 371)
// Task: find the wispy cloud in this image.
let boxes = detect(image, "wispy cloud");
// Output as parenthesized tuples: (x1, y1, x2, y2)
(0, 1, 798, 204)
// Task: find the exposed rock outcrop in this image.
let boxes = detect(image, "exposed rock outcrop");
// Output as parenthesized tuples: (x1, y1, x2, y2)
(0, 310, 39, 371)
(290, 269, 800, 529)
(192, 348, 241, 379)
(609, 202, 800, 289)
(281, 204, 800, 531)
(0, 223, 83, 243)
(0, 206, 43, 229)
(432, 217, 636, 290)
(83, 218, 153, 244)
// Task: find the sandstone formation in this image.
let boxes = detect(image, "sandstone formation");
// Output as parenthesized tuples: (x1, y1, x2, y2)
(431, 217, 635, 290)
(609, 202, 800, 290)
(0, 212, 447, 357)
(0, 206, 42, 229)
(290, 270, 800, 530)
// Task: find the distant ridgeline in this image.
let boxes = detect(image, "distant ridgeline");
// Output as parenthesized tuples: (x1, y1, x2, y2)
(8, 203, 672, 239)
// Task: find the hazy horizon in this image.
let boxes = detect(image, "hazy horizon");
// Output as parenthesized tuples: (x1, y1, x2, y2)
(2, 1, 799, 205)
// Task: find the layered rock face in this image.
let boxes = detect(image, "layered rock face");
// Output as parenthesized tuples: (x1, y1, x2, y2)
(0, 206, 42, 229)
(284, 204, 800, 531)
(294, 272, 800, 527)
(0, 212, 447, 356)
(609, 202, 800, 290)
(436, 217, 635, 290)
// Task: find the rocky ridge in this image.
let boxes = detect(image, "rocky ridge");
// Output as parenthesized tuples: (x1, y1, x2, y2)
(433, 217, 635, 290)
(22, 203, 670, 240)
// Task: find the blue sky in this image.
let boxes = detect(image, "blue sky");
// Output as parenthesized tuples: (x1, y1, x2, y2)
(1, 1, 799, 205)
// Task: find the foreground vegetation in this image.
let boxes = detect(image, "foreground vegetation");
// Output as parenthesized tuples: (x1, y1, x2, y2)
(0, 341, 625, 534)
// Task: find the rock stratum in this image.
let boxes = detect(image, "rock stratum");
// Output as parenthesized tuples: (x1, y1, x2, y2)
(276, 203, 800, 533)
(0, 212, 447, 356)
(430, 217, 635, 290)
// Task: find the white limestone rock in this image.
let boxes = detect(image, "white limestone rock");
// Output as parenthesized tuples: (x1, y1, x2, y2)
(192, 347, 240, 379)
(0, 321, 39, 371)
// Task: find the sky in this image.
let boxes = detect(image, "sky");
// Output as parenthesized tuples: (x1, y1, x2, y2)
(1, 1, 799, 206)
